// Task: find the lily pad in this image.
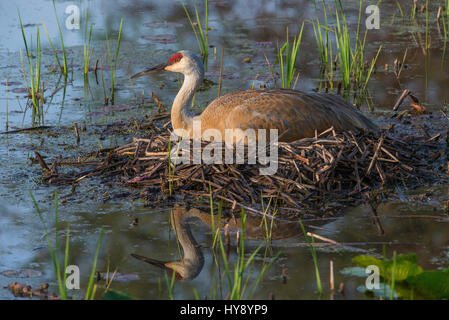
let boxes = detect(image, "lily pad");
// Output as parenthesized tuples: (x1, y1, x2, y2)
(352, 254, 423, 281)
(406, 271, 449, 299)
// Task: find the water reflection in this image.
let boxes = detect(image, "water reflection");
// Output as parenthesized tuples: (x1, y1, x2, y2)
(131, 206, 302, 281)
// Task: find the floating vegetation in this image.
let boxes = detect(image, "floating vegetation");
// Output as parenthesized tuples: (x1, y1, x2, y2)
(344, 253, 449, 299)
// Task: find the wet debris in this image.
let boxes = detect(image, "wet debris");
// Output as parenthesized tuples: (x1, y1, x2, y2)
(151, 91, 166, 112)
(7, 282, 60, 300)
(36, 114, 449, 218)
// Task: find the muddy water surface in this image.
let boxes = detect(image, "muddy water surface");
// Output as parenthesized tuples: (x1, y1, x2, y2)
(0, 0, 448, 299)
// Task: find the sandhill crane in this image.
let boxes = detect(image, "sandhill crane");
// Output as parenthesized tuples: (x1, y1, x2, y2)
(131, 50, 377, 142)
(131, 207, 204, 281)
(131, 207, 302, 280)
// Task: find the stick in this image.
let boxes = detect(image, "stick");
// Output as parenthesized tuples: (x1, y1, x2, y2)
(73, 122, 80, 144)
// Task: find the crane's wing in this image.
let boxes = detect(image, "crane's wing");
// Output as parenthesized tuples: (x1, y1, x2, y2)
(201, 89, 377, 142)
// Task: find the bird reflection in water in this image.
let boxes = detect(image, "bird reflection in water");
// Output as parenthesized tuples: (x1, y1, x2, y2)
(131, 206, 302, 280)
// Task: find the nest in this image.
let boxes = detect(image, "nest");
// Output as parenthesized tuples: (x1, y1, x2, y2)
(40, 114, 449, 218)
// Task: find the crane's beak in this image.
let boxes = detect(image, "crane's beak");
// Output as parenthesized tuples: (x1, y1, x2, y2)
(131, 253, 168, 270)
(130, 62, 168, 79)
(131, 253, 184, 280)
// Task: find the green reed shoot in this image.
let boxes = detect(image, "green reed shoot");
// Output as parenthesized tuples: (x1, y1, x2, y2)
(390, 251, 397, 300)
(299, 219, 322, 295)
(105, 18, 124, 105)
(30, 191, 104, 300)
(362, 45, 382, 91)
(425, 0, 430, 52)
(41, 21, 63, 73)
(85, 228, 104, 300)
(83, 9, 94, 75)
(411, 0, 417, 20)
(18, 12, 43, 126)
(312, 0, 331, 72)
(442, 1, 448, 40)
(164, 269, 177, 300)
(168, 137, 173, 195)
(30, 191, 67, 299)
(193, 287, 200, 300)
(396, 0, 404, 20)
(277, 22, 305, 89)
(216, 209, 279, 300)
(334, 0, 357, 90)
(443, 0, 449, 39)
(209, 183, 216, 240)
(260, 191, 280, 243)
(182, 0, 209, 70)
(333, 0, 381, 92)
(52, 0, 68, 75)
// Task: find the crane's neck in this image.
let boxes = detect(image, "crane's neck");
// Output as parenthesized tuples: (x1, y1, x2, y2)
(172, 210, 204, 267)
(171, 72, 203, 134)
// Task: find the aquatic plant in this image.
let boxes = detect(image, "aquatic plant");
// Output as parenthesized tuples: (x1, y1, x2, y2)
(396, 0, 405, 21)
(164, 269, 177, 300)
(425, 0, 430, 52)
(18, 12, 44, 126)
(83, 9, 94, 75)
(299, 219, 322, 295)
(30, 191, 104, 300)
(277, 22, 305, 89)
(217, 209, 280, 300)
(105, 18, 124, 105)
(410, 0, 418, 20)
(85, 227, 104, 300)
(312, 0, 332, 73)
(345, 252, 449, 299)
(333, 0, 382, 92)
(42, 0, 68, 76)
(182, 0, 209, 71)
(260, 190, 280, 243)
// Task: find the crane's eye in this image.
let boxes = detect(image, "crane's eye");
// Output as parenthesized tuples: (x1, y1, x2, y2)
(168, 53, 183, 65)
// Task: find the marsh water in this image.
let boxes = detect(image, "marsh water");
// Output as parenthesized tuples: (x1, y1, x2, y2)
(0, 0, 448, 300)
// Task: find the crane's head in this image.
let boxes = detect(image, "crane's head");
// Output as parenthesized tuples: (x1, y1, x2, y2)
(130, 50, 204, 79)
(131, 253, 201, 281)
